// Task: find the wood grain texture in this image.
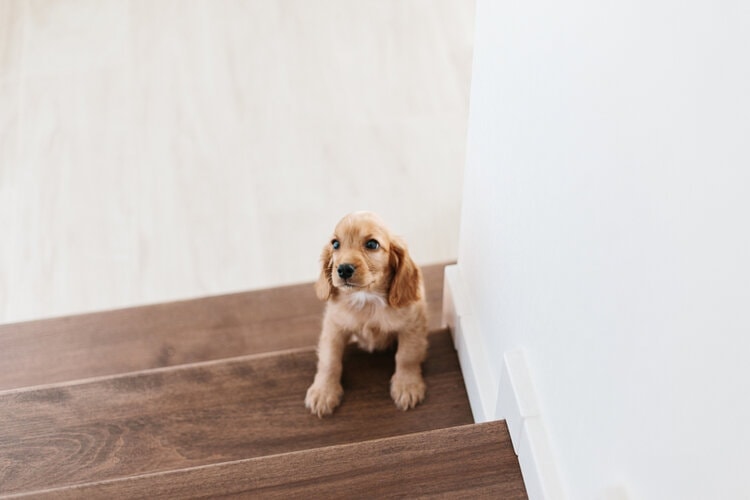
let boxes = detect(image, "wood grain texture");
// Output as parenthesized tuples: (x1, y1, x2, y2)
(0, 264, 448, 391)
(21, 421, 527, 499)
(0, 329, 471, 495)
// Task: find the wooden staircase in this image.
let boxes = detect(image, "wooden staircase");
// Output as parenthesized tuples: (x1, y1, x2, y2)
(0, 264, 527, 499)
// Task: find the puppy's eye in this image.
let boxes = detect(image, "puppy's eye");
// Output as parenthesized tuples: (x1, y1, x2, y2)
(332, 240, 340, 250)
(365, 239, 380, 250)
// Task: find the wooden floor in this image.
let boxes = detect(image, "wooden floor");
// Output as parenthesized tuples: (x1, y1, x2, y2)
(0, 264, 527, 499)
(0, 265, 447, 392)
(26, 422, 524, 500)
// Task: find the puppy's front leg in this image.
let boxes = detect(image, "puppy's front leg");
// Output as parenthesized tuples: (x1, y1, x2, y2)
(305, 318, 348, 417)
(391, 327, 428, 411)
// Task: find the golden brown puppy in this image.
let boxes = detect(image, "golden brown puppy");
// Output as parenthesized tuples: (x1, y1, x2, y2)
(305, 211, 428, 417)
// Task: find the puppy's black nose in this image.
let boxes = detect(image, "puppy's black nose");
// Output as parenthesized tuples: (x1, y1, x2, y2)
(337, 263, 356, 280)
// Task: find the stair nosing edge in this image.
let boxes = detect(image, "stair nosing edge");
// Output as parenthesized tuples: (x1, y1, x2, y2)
(0, 344, 318, 397)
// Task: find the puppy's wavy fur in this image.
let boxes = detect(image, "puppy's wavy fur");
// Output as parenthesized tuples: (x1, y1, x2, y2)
(305, 211, 428, 417)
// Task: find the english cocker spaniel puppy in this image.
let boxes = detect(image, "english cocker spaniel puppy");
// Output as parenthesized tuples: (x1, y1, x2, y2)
(305, 211, 428, 417)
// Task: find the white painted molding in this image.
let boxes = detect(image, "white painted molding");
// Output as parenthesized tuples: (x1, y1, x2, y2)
(499, 350, 566, 500)
(497, 350, 541, 455)
(441, 265, 497, 423)
(442, 264, 565, 500)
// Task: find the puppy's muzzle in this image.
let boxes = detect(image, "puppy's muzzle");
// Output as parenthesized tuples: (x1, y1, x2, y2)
(337, 263, 356, 280)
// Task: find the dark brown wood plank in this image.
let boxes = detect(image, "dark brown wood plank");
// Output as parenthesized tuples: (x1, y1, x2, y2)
(22, 422, 527, 499)
(0, 330, 472, 495)
(421, 261, 448, 327)
(0, 263, 450, 391)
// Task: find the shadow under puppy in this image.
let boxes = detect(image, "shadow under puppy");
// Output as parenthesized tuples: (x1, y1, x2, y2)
(305, 211, 428, 417)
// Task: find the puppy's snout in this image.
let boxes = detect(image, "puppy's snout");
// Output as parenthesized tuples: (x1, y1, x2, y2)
(337, 263, 356, 280)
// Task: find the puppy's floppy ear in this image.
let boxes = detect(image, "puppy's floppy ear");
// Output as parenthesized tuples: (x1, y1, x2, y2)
(315, 244, 335, 301)
(388, 237, 422, 308)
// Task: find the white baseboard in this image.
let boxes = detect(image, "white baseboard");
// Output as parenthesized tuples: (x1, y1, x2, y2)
(442, 264, 565, 500)
(500, 350, 566, 500)
(441, 265, 498, 423)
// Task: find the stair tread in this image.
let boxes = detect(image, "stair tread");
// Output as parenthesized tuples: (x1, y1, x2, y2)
(0, 264, 448, 391)
(0, 330, 473, 495)
(20, 421, 527, 499)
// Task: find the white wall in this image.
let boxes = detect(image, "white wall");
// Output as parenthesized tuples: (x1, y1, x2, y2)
(0, 1, 474, 323)
(458, 0, 750, 498)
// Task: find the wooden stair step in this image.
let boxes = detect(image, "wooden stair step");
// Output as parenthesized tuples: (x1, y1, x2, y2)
(0, 330, 472, 496)
(18, 421, 527, 499)
(0, 263, 448, 392)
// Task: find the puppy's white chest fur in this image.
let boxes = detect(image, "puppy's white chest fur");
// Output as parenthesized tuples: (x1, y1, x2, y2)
(340, 291, 398, 352)
(346, 290, 387, 309)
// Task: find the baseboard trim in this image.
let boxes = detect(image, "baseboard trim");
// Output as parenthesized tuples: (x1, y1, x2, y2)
(500, 350, 566, 500)
(442, 265, 565, 500)
(441, 265, 497, 423)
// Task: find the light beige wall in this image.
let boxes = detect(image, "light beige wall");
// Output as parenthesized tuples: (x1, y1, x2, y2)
(0, 0, 475, 323)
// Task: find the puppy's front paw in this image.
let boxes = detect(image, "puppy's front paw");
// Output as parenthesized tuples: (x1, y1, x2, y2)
(390, 373, 426, 411)
(305, 381, 344, 417)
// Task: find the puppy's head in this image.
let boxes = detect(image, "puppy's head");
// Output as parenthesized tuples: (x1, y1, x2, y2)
(315, 211, 421, 307)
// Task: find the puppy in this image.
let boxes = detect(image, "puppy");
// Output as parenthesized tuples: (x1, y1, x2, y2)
(305, 211, 428, 417)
